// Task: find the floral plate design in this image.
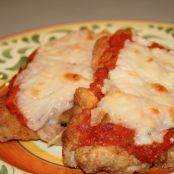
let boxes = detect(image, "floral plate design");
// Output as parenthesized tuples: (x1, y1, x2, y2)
(0, 20, 174, 174)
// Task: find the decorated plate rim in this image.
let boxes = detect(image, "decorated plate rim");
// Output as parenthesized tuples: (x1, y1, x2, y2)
(0, 19, 174, 42)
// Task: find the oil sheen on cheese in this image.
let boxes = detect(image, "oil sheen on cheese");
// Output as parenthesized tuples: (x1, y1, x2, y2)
(91, 36, 174, 145)
(15, 30, 97, 130)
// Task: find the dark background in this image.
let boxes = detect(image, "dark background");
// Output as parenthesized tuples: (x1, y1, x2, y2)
(0, 0, 174, 36)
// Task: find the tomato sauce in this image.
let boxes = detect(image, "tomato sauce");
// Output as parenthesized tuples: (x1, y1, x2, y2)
(27, 49, 38, 62)
(90, 68, 108, 99)
(5, 77, 27, 126)
(5, 49, 38, 127)
(78, 110, 174, 163)
(90, 29, 132, 99)
(149, 42, 166, 50)
(78, 29, 174, 163)
(78, 113, 135, 147)
(79, 113, 174, 163)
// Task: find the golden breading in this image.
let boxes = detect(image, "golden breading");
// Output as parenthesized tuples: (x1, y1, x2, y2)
(0, 95, 73, 144)
(62, 87, 148, 173)
(63, 31, 174, 173)
(91, 35, 110, 69)
(75, 146, 149, 174)
(161, 147, 174, 168)
(0, 97, 38, 142)
(0, 30, 111, 144)
(63, 86, 174, 173)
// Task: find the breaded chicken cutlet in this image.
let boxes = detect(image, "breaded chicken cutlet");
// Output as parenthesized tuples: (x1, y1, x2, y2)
(0, 97, 38, 142)
(63, 29, 174, 173)
(0, 29, 109, 144)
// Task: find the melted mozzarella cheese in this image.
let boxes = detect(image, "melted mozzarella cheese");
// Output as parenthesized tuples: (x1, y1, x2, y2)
(39, 31, 96, 66)
(15, 30, 97, 130)
(92, 37, 174, 145)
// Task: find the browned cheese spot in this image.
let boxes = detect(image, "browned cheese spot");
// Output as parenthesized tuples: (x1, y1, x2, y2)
(151, 107, 160, 115)
(87, 32, 95, 40)
(151, 83, 168, 93)
(169, 107, 174, 122)
(64, 72, 82, 82)
(133, 48, 140, 54)
(146, 57, 154, 62)
(73, 43, 81, 49)
(31, 88, 40, 97)
(128, 71, 139, 77)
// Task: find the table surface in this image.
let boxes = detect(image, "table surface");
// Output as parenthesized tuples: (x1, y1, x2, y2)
(0, 0, 174, 37)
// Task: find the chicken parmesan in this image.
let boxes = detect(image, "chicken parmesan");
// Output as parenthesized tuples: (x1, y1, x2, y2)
(2, 30, 109, 143)
(63, 29, 174, 173)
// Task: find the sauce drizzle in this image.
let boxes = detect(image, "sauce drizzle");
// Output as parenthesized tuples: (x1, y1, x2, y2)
(5, 49, 38, 127)
(78, 29, 174, 163)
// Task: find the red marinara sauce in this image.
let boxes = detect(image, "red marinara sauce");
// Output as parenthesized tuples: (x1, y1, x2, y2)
(90, 29, 132, 99)
(78, 111, 174, 163)
(78, 29, 174, 163)
(148, 42, 165, 49)
(5, 49, 38, 127)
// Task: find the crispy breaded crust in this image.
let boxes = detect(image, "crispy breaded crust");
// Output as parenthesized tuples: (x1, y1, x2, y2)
(63, 87, 149, 173)
(0, 29, 111, 144)
(161, 147, 174, 168)
(91, 35, 110, 70)
(63, 35, 174, 173)
(0, 97, 38, 142)
(63, 86, 174, 173)
(75, 146, 149, 174)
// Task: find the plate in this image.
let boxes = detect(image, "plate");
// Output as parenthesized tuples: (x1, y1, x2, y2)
(0, 20, 174, 174)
